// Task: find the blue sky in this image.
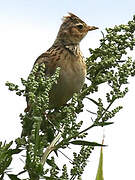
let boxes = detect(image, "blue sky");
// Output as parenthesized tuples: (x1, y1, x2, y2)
(1, 0, 135, 27)
(0, 1, 135, 180)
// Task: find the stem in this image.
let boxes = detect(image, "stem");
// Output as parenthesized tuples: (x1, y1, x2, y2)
(33, 121, 41, 162)
(100, 99, 115, 118)
(78, 124, 95, 135)
(41, 127, 64, 165)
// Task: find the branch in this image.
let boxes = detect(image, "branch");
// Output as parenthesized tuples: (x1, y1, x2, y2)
(41, 127, 64, 165)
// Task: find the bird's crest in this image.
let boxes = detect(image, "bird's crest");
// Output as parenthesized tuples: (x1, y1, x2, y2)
(62, 12, 84, 23)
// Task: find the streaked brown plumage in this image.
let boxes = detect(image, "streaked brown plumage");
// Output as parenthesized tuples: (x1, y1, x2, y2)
(28, 13, 98, 109)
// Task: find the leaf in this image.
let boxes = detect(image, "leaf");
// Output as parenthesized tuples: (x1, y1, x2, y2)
(95, 140, 104, 180)
(17, 170, 27, 176)
(0, 173, 4, 180)
(86, 97, 100, 106)
(70, 140, 106, 147)
(8, 148, 22, 156)
(7, 174, 21, 180)
(96, 122, 114, 127)
(4, 141, 13, 150)
(46, 159, 60, 170)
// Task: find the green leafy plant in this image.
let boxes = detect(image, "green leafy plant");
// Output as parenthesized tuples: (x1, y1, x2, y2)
(1, 15, 135, 179)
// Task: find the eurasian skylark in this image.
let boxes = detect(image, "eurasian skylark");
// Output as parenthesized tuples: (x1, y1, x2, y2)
(28, 13, 98, 109)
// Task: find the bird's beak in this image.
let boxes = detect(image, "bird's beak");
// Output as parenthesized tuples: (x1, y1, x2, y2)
(88, 26, 99, 31)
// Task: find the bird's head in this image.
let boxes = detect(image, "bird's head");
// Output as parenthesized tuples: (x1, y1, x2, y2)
(56, 12, 98, 45)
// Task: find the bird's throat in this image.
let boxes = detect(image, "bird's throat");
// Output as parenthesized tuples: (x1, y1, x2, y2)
(64, 44, 80, 56)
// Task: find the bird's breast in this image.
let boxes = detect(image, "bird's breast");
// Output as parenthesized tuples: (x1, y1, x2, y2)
(49, 48, 86, 108)
(60, 54, 86, 92)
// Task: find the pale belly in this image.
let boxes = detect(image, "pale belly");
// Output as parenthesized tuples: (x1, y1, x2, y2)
(49, 56, 86, 108)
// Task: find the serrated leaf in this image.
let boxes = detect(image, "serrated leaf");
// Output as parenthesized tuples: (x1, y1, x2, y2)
(95, 140, 104, 180)
(70, 140, 106, 147)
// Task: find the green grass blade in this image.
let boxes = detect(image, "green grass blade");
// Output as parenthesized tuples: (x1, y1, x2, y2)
(95, 140, 104, 180)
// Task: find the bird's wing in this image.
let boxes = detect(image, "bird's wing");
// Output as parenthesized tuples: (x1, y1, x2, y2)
(25, 46, 61, 112)
(34, 46, 61, 76)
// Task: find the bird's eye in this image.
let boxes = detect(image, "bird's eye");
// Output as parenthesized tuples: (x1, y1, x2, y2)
(77, 24, 83, 30)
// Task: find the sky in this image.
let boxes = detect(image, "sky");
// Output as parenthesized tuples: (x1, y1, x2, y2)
(0, 0, 135, 179)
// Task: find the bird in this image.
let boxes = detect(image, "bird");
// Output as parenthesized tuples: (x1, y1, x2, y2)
(27, 12, 98, 110)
